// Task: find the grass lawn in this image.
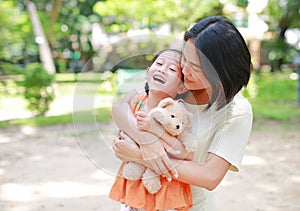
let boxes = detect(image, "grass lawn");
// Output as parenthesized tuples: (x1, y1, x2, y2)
(0, 71, 299, 130)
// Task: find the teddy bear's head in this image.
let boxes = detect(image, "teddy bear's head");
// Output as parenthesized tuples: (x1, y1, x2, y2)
(150, 98, 192, 136)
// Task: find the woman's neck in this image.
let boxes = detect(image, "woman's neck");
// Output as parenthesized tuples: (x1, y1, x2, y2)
(185, 89, 211, 105)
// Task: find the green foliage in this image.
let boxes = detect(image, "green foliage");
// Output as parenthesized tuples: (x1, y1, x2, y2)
(262, 39, 298, 71)
(0, 0, 34, 62)
(260, 0, 300, 69)
(264, 0, 300, 31)
(22, 63, 55, 116)
(243, 71, 300, 121)
(0, 63, 23, 75)
(94, 0, 223, 32)
(236, 0, 248, 8)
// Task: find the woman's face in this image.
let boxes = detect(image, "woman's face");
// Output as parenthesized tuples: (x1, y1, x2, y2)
(147, 50, 182, 97)
(181, 39, 211, 91)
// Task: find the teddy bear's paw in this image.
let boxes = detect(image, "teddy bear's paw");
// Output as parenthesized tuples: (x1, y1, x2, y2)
(122, 162, 146, 181)
(142, 168, 162, 194)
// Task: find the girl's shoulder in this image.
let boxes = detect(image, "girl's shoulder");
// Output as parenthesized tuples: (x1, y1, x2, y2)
(132, 92, 148, 113)
(134, 92, 148, 103)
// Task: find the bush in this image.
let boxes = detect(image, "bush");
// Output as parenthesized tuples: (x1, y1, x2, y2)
(0, 62, 23, 75)
(22, 63, 55, 116)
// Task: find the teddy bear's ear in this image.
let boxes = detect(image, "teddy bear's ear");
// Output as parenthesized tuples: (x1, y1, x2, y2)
(158, 98, 175, 109)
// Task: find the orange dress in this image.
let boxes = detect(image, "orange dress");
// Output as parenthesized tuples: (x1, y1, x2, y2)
(109, 93, 193, 211)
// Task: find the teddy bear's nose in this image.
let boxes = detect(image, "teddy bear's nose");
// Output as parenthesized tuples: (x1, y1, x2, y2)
(176, 125, 180, 129)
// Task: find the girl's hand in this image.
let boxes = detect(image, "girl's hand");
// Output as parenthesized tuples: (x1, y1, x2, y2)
(136, 111, 151, 131)
(136, 111, 164, 137)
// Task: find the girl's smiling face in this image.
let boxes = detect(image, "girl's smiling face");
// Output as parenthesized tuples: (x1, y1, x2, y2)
(147, 50, 183, 98)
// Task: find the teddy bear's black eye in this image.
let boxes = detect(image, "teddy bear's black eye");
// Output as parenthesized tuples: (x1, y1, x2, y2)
(171, 115, 175, 118)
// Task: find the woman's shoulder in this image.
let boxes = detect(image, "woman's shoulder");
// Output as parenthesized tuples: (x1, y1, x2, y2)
(227, 92, 252, 116)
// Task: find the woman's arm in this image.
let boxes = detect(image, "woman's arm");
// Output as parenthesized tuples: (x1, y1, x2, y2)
(113, 135, 230, 190)
(111, 90, 177, 179)
(171, 153, 230, 191)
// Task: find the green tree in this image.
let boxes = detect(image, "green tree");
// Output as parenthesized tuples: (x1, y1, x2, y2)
(93, 0, 224, 33)
(25, 0, 56, 74)
(0, 0, 103, 73)
(262, 0, 300, 71)
(31, 0, 103, 71)
(0, 0, 34, 65)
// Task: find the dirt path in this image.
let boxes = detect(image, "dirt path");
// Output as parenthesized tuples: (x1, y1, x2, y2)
(0, 122, 299, 211)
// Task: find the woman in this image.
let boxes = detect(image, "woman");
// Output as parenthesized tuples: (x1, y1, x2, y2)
(112, 16, 253, 210)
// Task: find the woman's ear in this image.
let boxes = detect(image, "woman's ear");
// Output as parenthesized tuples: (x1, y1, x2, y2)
(177, 83, 189, 94)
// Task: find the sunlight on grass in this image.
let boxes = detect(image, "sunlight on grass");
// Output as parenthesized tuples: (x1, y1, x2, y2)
(1, 71, 299, 128)
(0, 107, 111, 129)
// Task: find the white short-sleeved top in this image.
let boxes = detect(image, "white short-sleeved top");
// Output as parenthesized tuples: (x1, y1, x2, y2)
(183, 93, 253, 211)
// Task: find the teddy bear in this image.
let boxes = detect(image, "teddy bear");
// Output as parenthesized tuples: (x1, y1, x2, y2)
(122, 97, 196, 194)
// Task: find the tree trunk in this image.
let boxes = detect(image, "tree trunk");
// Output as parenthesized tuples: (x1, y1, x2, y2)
(48, 0, 63, 50)
(25, 0, 56, 74)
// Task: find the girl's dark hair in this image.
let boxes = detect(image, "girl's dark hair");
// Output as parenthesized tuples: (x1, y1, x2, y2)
(184, 16, 252, 109)
(145, 49, 183, 95)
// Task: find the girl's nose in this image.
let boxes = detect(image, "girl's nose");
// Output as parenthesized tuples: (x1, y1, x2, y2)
(158, 68, 166, 74)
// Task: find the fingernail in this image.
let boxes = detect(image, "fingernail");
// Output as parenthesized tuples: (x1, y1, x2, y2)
(167, 177, 172, 182)
(174, 172, 178, 178)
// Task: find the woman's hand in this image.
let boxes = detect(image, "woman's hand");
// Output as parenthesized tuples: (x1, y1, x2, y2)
(113, 132, 142, 162)
(113, 131, 179, 180)
(139, 139, 178, 181)
(159, 132, 194, 161)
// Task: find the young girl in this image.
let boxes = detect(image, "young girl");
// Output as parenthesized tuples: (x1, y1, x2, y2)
(109, 49, 193, 211)
(112, 16, 253, 211)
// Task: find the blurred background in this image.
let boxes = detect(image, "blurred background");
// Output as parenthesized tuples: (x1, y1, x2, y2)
(0, 1, 300, 211)
(0, 0, 299, 123)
